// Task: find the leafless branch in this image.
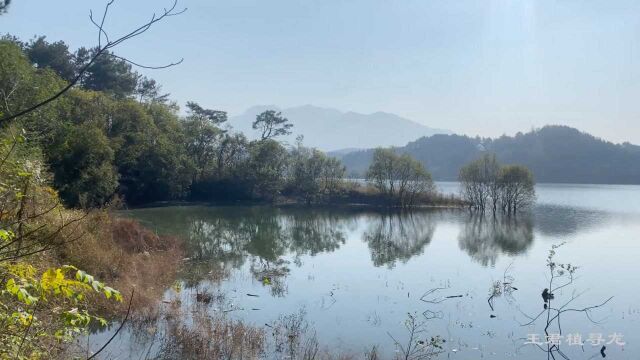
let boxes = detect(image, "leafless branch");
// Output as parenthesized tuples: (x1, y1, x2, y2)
(419, 287, 447, 304)
(0, 0, 186, 124)
(108, 53, 184, 69)
(87, 289, 135, 360)
(387, 313, 443, 360)
(518, 245, 615, 360)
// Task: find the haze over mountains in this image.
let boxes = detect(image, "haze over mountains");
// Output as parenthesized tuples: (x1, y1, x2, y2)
(228, 105, 640, 184)
(335, 126, 640, 185)
(228, 105, 451, 151)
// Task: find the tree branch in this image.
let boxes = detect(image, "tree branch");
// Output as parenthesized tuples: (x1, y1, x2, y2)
(0, 0, 186, 124)
(87, 289, 135, 360)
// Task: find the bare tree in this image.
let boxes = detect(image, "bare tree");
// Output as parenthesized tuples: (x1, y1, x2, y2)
(499, 165, 535, 215)
(387, 313, 443, 360)
(458, 154, 499, 212)
(519, 244, 613, 359)
(460, 155, 535, 215)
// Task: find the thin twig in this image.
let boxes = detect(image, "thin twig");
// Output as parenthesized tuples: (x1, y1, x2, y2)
(0, 0, 186, 124)
(87, 289, 135, 360)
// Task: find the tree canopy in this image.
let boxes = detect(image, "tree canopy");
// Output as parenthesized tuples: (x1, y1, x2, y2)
(252, 110, 293, 141)
(366, 148, 434, 207)
(0, 0, 11, 14)
(0, 35, 353, 207)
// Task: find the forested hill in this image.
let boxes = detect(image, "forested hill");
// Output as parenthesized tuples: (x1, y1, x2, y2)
(336, 126, 640, 184)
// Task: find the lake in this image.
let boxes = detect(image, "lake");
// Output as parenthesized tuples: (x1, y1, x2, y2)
(93, 183, 640, 359)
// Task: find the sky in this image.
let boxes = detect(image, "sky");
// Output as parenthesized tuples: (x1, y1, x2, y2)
(1, 0, 639, 143)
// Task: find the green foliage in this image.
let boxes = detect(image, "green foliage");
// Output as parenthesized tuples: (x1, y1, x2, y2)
(185, 101, 227, 125)
(214, 132, 249, 178)
(49, 124, 118, 207)
(183, 102, 227, 181)
(2, 34, 348, 207)
(76, 47, 138, 98)
(366, 148, 434, 206)
(136, 76, 170, 104)
(25, 36, 77, 82)
(245, 140, 290, 200)
(252, 110, 293, 141)
(0, 131, 122, 358)
(287, 143, 346, 203)
(0, 261, 122, 358)
(0, 40, 66, 135)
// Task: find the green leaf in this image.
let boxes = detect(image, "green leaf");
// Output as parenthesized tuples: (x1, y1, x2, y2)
(0, 229, 14, 242)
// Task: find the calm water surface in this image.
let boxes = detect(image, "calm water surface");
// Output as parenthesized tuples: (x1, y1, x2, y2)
(96, 183, 640, 359)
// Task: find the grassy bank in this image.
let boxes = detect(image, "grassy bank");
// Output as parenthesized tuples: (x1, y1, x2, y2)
(0, 132, 185, 358)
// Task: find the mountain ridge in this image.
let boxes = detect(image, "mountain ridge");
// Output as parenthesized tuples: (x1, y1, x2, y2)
(227, 105, 452, 151)
(336, 125, 640, 185)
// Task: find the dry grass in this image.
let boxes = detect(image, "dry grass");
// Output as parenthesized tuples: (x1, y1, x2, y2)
(149, 304, 374, 360)
(58, 211, 184, 317)
(153, 305, 266, 360)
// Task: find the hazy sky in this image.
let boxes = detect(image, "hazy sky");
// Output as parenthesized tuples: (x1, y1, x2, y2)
(2, 0, 639, 143)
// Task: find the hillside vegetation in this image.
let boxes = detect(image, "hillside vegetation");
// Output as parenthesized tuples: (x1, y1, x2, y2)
(0, 32, 459, 357)
(338, 126, 640, 184)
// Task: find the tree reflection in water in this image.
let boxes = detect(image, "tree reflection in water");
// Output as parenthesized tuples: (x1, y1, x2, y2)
(457, 214, 534, 266)
(148, 207, 535, 293)
(249, 257, 290, 297)
(181, 207, 352, 294)
(362, 211, 437, 268)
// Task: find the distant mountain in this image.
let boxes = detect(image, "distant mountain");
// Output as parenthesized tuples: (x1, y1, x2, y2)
(227, 105, 451, 151)
(337, 125, 640, 184)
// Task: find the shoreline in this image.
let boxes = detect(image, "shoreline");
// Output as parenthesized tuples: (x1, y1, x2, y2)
(122, 199, 467, 211)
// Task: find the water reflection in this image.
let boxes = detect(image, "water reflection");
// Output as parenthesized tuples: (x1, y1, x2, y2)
(128, 206, 593, 275)
(362, 212, 436, 268)
(185, 208, 445, 271)
(109, 185, 640, 359)
(249, 258, 290, 297)
(532, 204, 609, 237)
(286, 212, 349, 257)
(457, 215, 534, 266)
(125, 203, 618, 281)
(189, 218, 248, 265)
(172, 207, 354, 290)
(184, 208, 350, 263)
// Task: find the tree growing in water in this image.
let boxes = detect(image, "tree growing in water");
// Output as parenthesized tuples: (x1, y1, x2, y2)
(459, 154, 535, 214)
(499, 165, 535, 214)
